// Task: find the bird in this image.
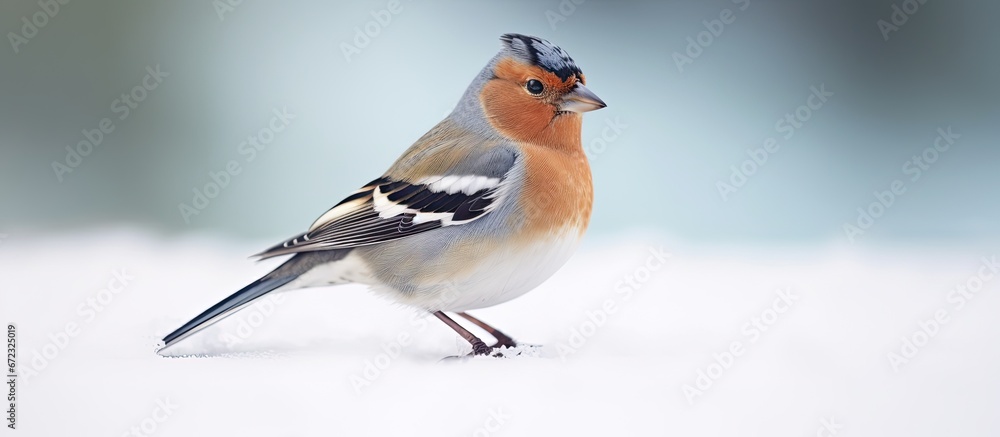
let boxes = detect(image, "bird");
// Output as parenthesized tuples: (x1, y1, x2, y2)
(159, 33, 606, 356)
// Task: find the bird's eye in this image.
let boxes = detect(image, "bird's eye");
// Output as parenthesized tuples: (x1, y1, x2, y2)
(525, 79, 544, 95)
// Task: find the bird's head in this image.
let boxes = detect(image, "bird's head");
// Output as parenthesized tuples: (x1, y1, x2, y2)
(456, 34, 606, 151)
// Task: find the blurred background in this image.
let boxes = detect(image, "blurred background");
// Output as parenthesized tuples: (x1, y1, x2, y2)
(4, 3, 1000, 435)
(1, 0, 997, 245)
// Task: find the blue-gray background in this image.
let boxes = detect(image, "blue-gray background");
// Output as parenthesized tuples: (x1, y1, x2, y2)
(2, 0, 997, 245)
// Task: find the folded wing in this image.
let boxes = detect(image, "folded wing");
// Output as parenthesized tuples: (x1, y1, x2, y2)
(255, 169, 514, 259)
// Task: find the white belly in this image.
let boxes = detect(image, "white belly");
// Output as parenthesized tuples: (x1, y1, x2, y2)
(287, 229, 583, 312)
(399, 230, 583, 312)
(337, 229, 580, 312)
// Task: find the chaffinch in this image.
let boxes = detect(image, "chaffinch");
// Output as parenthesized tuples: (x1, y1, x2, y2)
(160, 33, 606, 356)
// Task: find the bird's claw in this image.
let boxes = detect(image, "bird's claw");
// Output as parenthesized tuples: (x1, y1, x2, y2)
(471, 339, 493, 356)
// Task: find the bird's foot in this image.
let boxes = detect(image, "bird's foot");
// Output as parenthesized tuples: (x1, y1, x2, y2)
(470, 338, 493, 356)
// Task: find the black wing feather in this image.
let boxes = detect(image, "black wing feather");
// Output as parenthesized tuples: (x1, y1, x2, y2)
(254, 178, 503, 259)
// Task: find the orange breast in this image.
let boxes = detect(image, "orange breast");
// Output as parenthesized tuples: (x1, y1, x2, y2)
(515, 144, 593, 240)
(476, 57, 595, 241)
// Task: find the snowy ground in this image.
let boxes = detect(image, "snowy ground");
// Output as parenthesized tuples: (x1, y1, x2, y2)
(2, 230, 999, 436)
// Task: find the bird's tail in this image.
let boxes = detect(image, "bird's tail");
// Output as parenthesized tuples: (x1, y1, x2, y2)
(157, 250, 349, 354)
(158, 275, 296, 353)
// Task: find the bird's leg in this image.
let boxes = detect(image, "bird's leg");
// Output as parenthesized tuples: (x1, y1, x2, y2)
(458, 312, 517, 349)
(433, 311, 492, 356)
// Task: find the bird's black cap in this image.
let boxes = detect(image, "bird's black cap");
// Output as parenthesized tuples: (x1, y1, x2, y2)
(500, 33, 582, 81)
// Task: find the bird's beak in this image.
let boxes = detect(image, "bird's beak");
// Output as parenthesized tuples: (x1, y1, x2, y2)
(558, 83, 607, 113)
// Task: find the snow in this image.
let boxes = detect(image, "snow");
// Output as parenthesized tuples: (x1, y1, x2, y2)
(2, 230, 999, 436)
